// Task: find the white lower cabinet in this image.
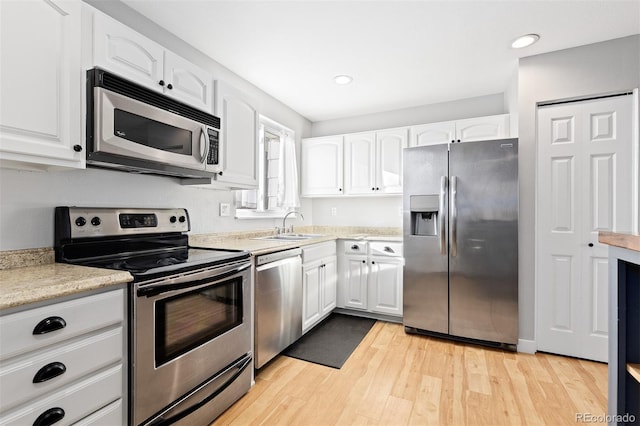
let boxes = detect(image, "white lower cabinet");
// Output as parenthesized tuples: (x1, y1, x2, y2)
(0, 288, 127, 425)
(338, 240, 404, 317)
(302, 241, 337, 333)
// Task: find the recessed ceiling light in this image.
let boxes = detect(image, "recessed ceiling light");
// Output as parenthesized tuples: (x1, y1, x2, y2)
(334, 75, 353, 85)
(511, 34, 540, 49)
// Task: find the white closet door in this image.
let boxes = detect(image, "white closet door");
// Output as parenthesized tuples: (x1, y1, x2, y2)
(537, 94, 636, 362)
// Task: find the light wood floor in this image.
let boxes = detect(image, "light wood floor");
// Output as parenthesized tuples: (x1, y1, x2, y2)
(214, 321, 608, 425)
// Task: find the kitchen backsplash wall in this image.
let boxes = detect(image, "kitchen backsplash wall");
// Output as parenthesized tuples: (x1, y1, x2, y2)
(0, 167, 311, 251)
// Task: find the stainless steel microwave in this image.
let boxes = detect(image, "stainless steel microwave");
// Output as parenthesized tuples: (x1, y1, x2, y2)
(86, 68, 221, 178)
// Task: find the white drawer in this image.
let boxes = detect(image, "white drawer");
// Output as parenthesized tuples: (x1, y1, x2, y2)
(0, 327, 123, 412)
(369, 241, 403, 257)
(0, 364, 122, 426)
(302, 241, 336, 263)
(343, 240, 368, 255)
(74, 398, 123, 426)
(0, 289, 124, 361)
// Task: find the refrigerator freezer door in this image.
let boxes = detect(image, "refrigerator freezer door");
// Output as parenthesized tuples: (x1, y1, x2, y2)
(402, 144, 449, 334)
(448, 139, 518, 344)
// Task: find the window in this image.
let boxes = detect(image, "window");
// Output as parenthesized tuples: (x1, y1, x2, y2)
(234, 116, 299, 218)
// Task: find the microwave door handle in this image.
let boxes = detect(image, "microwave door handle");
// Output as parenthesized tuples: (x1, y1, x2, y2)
(200, 126, 209, 164)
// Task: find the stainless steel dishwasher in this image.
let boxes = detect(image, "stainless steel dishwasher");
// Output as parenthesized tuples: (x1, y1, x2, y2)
(254, 248, 303, 369)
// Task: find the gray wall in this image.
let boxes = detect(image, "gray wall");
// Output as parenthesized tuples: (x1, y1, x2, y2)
(518, 34, 640, 343)
(0, 0, 312, 251)
(309, 93, 507, 228)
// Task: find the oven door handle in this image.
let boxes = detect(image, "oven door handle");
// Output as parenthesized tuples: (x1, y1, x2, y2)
(143, 354, 252, 426)
(137, 262, 251, 298)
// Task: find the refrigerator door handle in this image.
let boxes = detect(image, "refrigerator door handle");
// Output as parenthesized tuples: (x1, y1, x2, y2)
(451, 175, 458, 257)
(439, 175, 448, 255)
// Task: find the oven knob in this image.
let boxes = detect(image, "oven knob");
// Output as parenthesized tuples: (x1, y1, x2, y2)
(178, 216, 186, 223)
(75, 217, 86, 227)
(91, 217, 101, 226)
(170, 216, 177, 223)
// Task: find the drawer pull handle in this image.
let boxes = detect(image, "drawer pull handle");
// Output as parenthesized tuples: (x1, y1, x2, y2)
(384, 246, 394, 253)
(33, 407, 65, 426)
(33, 362, 66, 383)
(32, 317, 66, 335)
(351, 245, 359, 250)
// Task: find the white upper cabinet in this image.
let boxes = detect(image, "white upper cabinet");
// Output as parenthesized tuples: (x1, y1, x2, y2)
(455, 114, 510, 142)
(0, 0, 84, 170)
(409, 114, 510, 146)
(91, 10, 213, 112)
(409, 121, 456, 147)
(344, 128, 406, 195)
(92, 10, 163, 92)
(163, 51, 213, 111)
(301, 136, 344, 196)
(344, 132, 376, 195)
(214, 80, 258, 188)
(375, 127, 407, 194)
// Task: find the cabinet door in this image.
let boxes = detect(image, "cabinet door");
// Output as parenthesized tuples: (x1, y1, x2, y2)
(409, 121, 455, 146)
(92, 9, 164, 92)
(344, 132, 376, 195)
(369, 257, 403, 316)
(302, 263, 322, 333)
(342, 256, 368, 310)
(0, 0, 84, 169)
(376, 128, 407, 194)
(456, 114, 510, 142)
(215, 81, 258, 188)
(321, 257, 337, 316)
(164, 51, 213, 112)
(301, 136, 344, 196)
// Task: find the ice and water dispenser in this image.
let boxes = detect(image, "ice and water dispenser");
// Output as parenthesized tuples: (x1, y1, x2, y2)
(410, 195, 440, 236)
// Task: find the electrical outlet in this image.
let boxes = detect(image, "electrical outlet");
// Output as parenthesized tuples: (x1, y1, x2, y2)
(331, 207, 337, 217)
(220, 203, 231, 217)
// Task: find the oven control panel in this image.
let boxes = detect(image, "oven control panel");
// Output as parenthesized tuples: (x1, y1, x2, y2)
(57, 207, 190, 238)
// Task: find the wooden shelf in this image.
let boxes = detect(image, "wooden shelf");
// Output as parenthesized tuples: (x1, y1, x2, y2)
(627, 363, 640, 384)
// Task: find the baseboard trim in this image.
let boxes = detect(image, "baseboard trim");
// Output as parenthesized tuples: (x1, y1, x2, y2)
(517, 339, 536, 354)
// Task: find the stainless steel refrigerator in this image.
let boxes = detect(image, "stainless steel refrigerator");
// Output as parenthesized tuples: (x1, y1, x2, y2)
(402, 139, 518, 347)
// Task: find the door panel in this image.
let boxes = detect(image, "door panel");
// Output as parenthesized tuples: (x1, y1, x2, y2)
(448, 139, 519, 344)
(537, 94, 635, 362)
(402, 144, 449, 333)
(344, 132, 376, 195)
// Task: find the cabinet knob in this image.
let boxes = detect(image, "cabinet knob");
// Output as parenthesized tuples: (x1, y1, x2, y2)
(73, 144, 82, 152)
(372, 261, 376, 264)
(362, 260, 366, 264)
(339, 188, 342, 192)
(33, 408, 65, 426)
(167, 83, 173, 90)
(588, 243, 594, 247)
(32, 316, 66, 335)
(371, 187, 375, 191)
(218, 171, 223, 176)
(159, 80, 165, 86)
(457, 139, 461, 143)
(376, 187, 380, 191)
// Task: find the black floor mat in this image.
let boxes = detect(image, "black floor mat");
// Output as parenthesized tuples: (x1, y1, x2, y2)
(282, 313, 376, 369)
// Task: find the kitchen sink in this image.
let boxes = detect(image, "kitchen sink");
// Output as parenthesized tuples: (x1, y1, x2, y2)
(253, 233, 324, 241)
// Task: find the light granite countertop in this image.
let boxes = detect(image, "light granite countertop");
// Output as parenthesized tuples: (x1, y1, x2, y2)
(189, 226, 402, 256)
(0, 226, 400, 310)
(0, 263, 132, 311)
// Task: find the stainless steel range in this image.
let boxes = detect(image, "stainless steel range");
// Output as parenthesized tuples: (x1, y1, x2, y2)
(54, 207, 252, 425)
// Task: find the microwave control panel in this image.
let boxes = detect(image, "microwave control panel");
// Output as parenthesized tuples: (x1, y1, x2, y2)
(207, 129, 219, 166)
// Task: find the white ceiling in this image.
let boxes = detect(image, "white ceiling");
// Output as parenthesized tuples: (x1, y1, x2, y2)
(121, 0, 640, 122)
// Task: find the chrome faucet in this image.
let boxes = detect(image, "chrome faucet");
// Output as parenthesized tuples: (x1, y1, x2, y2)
(282, 210, 304, 234)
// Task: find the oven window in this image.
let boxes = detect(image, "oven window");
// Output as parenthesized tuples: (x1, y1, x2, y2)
(155, 277, 243, 366)
(114, 109, 192, 155)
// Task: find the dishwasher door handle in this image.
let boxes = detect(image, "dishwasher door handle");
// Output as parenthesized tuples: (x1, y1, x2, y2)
(255, 255, 301, 272)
